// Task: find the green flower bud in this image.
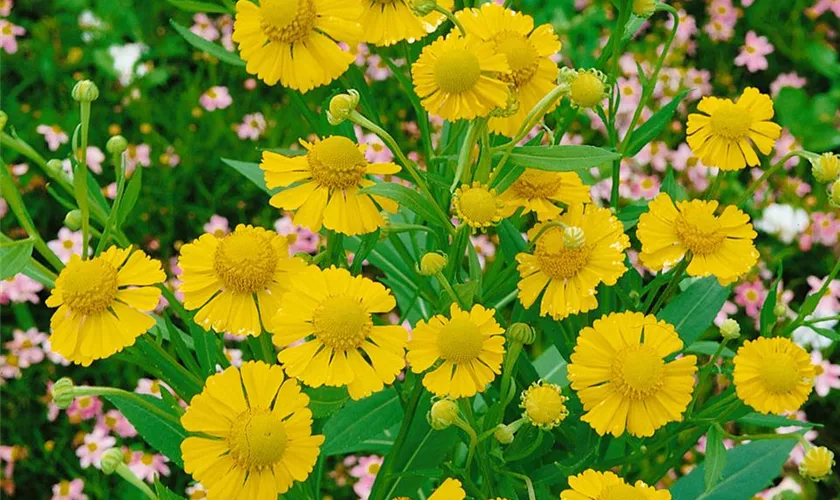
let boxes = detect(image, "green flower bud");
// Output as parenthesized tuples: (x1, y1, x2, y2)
(811, 153, 840, 184)
(428, 398, 459, 430)
(506, 323, 536, 345)
(563, 226, 586, 248)
(100, 448, 124, 475)
(559, 68, 608, 109)
(106, 135, 128, 156)
(52, 378, 76, 409)
(830, 178, 840, 208)
(494, 424, 515, 444)
(419, 252, 448, 276)
(773, 303, 787, 318)
(632, 0, 657, 17)
(64, 210, 83, 231)
(71, 80, 100, 103)
(0, 110, 7, 131)
(719, 318, 740, 340)
(327, 90, 360, 126)
(46, 159, 65, 176)
(410, 0, 438, 16)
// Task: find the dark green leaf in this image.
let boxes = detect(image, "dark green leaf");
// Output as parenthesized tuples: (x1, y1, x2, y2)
(170, 19, 245, 66)
(532, 345, 569, 386)
(658, 277, 730, 345)
(191, 323, 220, 378)
(624, 89, 691, 156)
(221, 157, 274, 195)
(685, 341, 735, 358)
(322, 388, 402, 455)
(805, 42, 840, 78)
(104, 392, 187, 467)
(661, 166, 687, 201)
(505, 145, 620, 171)
(760, 265, 782, 336)
(361, 182, 451, 228)
(117, 165, 142, 226)
(0, 238, 35, 280)
(736, 413, 818, 429)
(497, 219, 527, 261)
(164, 0, 230, 13)
(133, 338, 203, 400)
(617, 201, 649, 230)
(704, 426, 726, 492)
(305, 386, 350, 419)
(155, 479, 188, 500)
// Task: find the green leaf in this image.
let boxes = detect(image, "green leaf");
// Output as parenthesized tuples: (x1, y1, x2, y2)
(532, 345, 569, 386)
(736, 413, 818, 429)
(617, 201, 649, 230)
(670, 438, 797, 500)
(155, 479, 188, 500)
(104, 392, 187, 467)
(350, 231, 381, 275)
(164, 0, 230, 13)
(321, 388, 402, 455)
(497, 219, 527, 261)
(117, 165, 142, 226)
(760, 265, 782, 336)
(190, 323, 220, 377)
(658, 277, 730, 346)
(805, 42, 840, 78)
(305, 386, 350, 419)
(133, 339, 203, 400)
(221, 157, 274, 195)
(361, 182, 450, 228)
(685, 341, 735, 358)
(704, 426, 726, 492)
(169, 19, 245, 66)
(505, 145, 620, 171)
(0, 238, 35, 280)
(661, 166, 687, 201)
(624, 89, 691, 156)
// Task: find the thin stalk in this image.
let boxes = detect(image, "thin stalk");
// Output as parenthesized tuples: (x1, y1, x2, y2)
(372, 382, 425, 500)
(705, 169, 725, 200)
(433, 4, 466, 35)
(685, 339, 730, 416)
(738, 151, 802, 206)
(95, 155, 128, 255)
(453, 120, 480, 191)
(434, 271, 468, 309)
(646, 258, 689, 314)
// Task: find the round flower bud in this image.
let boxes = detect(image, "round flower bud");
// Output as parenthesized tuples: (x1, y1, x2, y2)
(0, 110, 7, 131)
(327, 90, 360, 126)
(411, 0, 438, 16)
(564, 69, 608, 109)
(719, 318, 740, 340)
(520, 381, 568, 430)
(51, 378, 76, 409)
(830, 178, 840, 208)
(506, 323, 536, 345)
(428, 398, 459, 430)
(632, 0, 657, 17)
(773, 304, 787, 318)
(799, 446, 834, 482)
(494, 424, 515, 445)
(71, 79, 100, 103)
(106, 135, 129, 156)
(100, 448, 124, 475)
(419, 252, 448, 276)
(46, 159, 65, 176)
(64, 210, 83, 231)
(811, 153, 840, 184)
(563, 226, 586, 248)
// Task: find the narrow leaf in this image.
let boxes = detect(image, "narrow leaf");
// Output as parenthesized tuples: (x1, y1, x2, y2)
(104, 393, 187, 467)
(624, 89, 691, 156)
(221, 157, 274, 195)
(0, 238, 35, 280)
(704, 426, 726, 492)
(165, 0, 230, 13)
(361, 182, 450, 228)
(117, 165, 142, 226)
(658, 277, 730, 345)
(170, 19, 245, 66)
(760, 265, 783, 336)
(504, 145, 620, 171)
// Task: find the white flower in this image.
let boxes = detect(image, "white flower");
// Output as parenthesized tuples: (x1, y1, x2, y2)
(107, 43, 148, 86)
(792, 303, 837, 351)
(754, 203, 809, 244)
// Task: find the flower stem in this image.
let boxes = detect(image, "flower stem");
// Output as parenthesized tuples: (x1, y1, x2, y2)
(646, 257, 689, 314)
(434, 4, 466, 35)
(371, 381, 425, 500)
(113, 462, 157, 499)
(737, 151, 803, 206)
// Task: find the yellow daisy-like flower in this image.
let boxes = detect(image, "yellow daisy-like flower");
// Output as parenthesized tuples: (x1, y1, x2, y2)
(261, 136, 400, 236)
(407, 303, 505, 398)
(686, 87, 782, 171)
(800, 446, 835, 482)
(560, 470, 672, 500)
(232, 0, 363, 92)
(359, 0, 453, 46)
(733, 337, 815, 415)
(567, 312, 698, 437)
(637, 193, 759, 285)
(181, 361, 324, 499)
(271, 266, 408, 400)
(411, 34, 511, 121)
(499, 169, 591, 221)
(516, 204, 629, 320)
(45, 247, 165, 366)
(453, 181, 505, 231)
(455, 4, 561, 137)
(428, 478, 466, 500)
(520, 380, 568, 430)
(178, 224, 307, 337)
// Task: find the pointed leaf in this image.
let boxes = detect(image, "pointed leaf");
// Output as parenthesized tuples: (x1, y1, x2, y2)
(170, 19, 244, 66)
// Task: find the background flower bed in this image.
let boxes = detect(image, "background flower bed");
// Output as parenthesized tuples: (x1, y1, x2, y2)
(1, 0, 839, 499)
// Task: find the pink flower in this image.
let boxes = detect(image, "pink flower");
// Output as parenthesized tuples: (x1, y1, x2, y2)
(96, 410, 137, 438)
(0, 354, 22, 381)
(48, 228, 86, 263)
(703, 17, 735, 42)
(667, 9, 697, 46)
(76, 429, 116, 469)
(223, 348, 243, 367)
(190, 13, 219, 41)
(811, 0, 840, 17)
(806, 275, 840, 312)
(714, 300, 738, 327)
(4, 328, 47, 367)
(734, 279, 766, 318)
(160, 146, 180, 167)
(203, 215, 230, 237)
(79, 146, 106, 174)
(0, 19, 24, 54)
(67, 395, 103, 422)
(684, 68, 712, 97)
(128, 451, 171, 483)
(355, 127, 394, 163)
(734, 31, 773, 72)
(236, 112, 267, 141)
(756, 477, 802, 499)
(616, 77, 642, 114)
(810, 212, 840, 247)
(43, 339, 71, 366)
(770, 72, 807, 97)
(772, 130, 800, 169)
(135, 378, 170, 398)
(125, 143, 151, 174)
(0, 274, 43, 304)
(630, 175, 661, 200)
(0, 0, 13, 17)
(470, 234, 496, 268)
(349, 455, 382, 500)
(36, 124, 69, 151)
(275, 216, 320, 254)
(199, 86, 232, 111)
(365, 54, 395, 81)
(243, 78, 257, 90)
(51, 479, 87, 500)
(185, 483, 207, 499)
(811, 350, 840, 397)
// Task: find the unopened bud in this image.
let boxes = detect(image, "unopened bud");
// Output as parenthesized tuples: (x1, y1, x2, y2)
(428, 398, 459, 430)
(719, 319, 740, 340)
(100, 448, 124, 475)
(71, 79, 100, 103)
(52, 378, 76, 409)
(106, 135, 128, 156)
(494, 424, 515, 444)
(799, 446, 834, 482)
(411, 0, 438, 16)
(64, 210, 83, 231)
(563, 226, 586, 248)
(327, 90, 360, 126)
(811, 153, 840, 184)
(560, 68, 608, 109)
(46, 159, 65, 176)
(632, 0, 657, 17)
(773, 304, 787, 318)
(506, 323, 536, 345)
(419, 252, 447, 276)
(830, 178, 840, 208)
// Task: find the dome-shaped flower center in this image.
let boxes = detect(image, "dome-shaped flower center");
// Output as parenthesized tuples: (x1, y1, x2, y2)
(367, 462, 381, 474)
(511, 170, 563, 199)
(494, 33, 539, 87)
(611, 344, 665, 400)
(228, 409, 287, 470)
(308, 136, 368, 191)
(434, 48, 482, 94)
(213, 229, 278, 293)
(60, 258, 119, 315)
(569, 72, 605, 108)
(456, 186, 499, 226)
(523, 386, 567, 425)
(758, 352, 801, 394)
(709, 102, 752, 139)
(535, 228, 592, 280)
(313, 295, 371, 350)
(58, 481, 71, 496)
(674, 213, 725, 256)
(600, 483, 645, 500)
(437, 317, 483, 363)
(260, 0, 317, 44)
(62, 239, 75, 249)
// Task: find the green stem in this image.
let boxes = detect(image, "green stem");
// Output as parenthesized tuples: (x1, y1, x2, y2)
(706, 169, 726, 200)
(646, 258, 689, 314)
(453, 120, 481, 191)
(434, 4, 466, 35)
(737, 151, 802, 206)
(75, 102, 92, 259)
(685, 339, 730, 416)
(72, 386, 182, 427)
(435, 271, 468, 309)
(784, 257, 840, 335)
(95, 155, 128, 256)
(372, 382, 425, 500)
(503, 471, 536, 500)
(113, 463, 157, 499)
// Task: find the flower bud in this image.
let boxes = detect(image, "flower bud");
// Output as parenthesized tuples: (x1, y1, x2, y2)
(52, 378, 76, 409)
(0, 110, 7, 131)
(410, 0, 438, 16)
(811, 153, 840, 184)
(494, 424, 515, 444)
(327, 90, 360, 126)
(799, 446, 834, 482)
(64, 210, 83, 231)
(520, 381, 568, 430)
(559, 68, 608, 109)
(419, 252, 447, 276)
(46, 159, 65, 176)
(506, 323, 535, 345)
(563, 226, 586, 248)
(830, 178, 840, 208)
(428, 398, 459, 430)
(71, 79, 100, 103)
(632, 0, 657, 17)
(100, 448, 124, 475)
(773, 303, 787, 318)
(106, 135, 128, 156)
(719, 319, 740, 340)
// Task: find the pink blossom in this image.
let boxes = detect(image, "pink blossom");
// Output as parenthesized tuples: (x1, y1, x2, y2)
(0, 19, 24, 54)
(630, 175, 661, 200)
(616, 77, 642, 114)
(365, 54, 395, 81)
(203, 215, 230, 237)
(770, 72, 807, 97)
(356, 127, 394, 163)
(806, 275, 840, 312)
(199, 86, 232, 111)
(0, 354, 22, 381)
(684, 68, 712, 97)
(78, 146, 106, 174)
(809, 212, 840, 247)
(224, 348, 243, 367)
(714, 300, 738, 327)
(0, 0, 12, 17)
(0, 274, 44, 304)
(811, 350, 840, 397)
(161, 146, 180, 167)
(236, 112, 267, 141)
(636, 141, 670, 172)
(772, 130, 801, 169)
(349, 455, 382, 500)
(190, 13, 219, 41)
(103, 182, 117, 199)
(43, 339, 71, 366)
(734, 31, 773, 72)
(48, 228, 86, 263)
(96, 410, 137, 438)
(703, 17, 735, 42)
(10, 163, 27, 176)
(667, 10, 697, 46)
(275, 216, 320, 254)
(243, 78, 257, 90)
(811, 0, 840, 17)
(708, 0, 739, 23)
(76, 429, 116, 469)
(67, 395, 103, 422)
(185, 483, 207, 499)
(470, 234, 496, 269)
(128, 451, 171, 483)
(36, 124, 69, 151)
(135, 378, 170, 398)
(51, 479, 87, 500)
(0, 198, 7, 218)
(124, 143, 151, 174)
(734, 279, 766, 318)
(4, 328, 47, 367)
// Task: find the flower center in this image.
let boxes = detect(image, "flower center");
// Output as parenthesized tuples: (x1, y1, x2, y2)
(228, 409, 288, 470)
(434, 48, 482, 94)
(63, 239, 75, 249)
(758, 352, 801, 394)
(456, 185, 499, 225)
(494, 32, 539, 87)
(141, 453, 154, 465)
(511, 170, 563, 199)
(709, 102, 752, 139)
(535, 228, 592, 280)
(674, 214, 725, 256)
(313, 295, 371, 351)
(368, 462, 381, 474)
(59, 481, 71, 495)
(437, 317, 483, 363)
(569, 72, 605, 108)
(260, 0, 317, 44)
(611, 344, 665, 400)
(213, 229, 278, 293)
(600, 483, 645, 500)
(308, 136, 368, 191)
(524, 386, 567, 425)
(60, 258, 119, 315)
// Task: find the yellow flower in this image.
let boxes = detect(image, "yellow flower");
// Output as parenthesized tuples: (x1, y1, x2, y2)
(231, 0, 362, 92)
(560, 470, 672, 500)
(428, 478, 466, 500)
(359, 0, 453, 46)
(453, 182, 504, 230)
(181, 361, 324, 498)
(800, 446, 834, 482)
(733, 337, 815, 415)
(637, 193, 759, 285)
(520, 380, 568, 430)
(499, 169, 591, 221)
(261, 136, 400, 236)
(411, 34, 510, 121)
(178, 224, 307, 337)
(46, 247, 165, 366)
(568, 312, 697, 437)
(407, 303, 505, 398)
(558, 67, 608, 109)
(455, 4, 561, 137)
(516, 204, 629, 320)
(686, 87, 782, 171)
(271, 266, 408, 400)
